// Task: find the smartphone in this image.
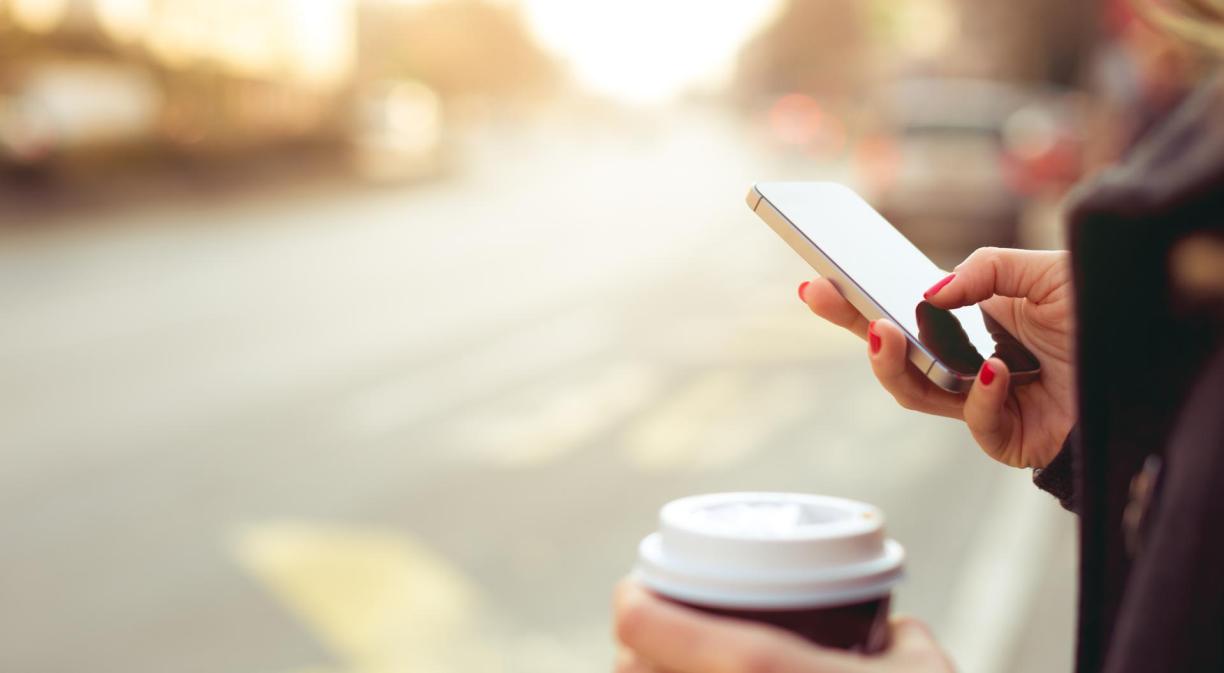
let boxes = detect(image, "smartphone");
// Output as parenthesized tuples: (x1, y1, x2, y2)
(746, 181, 1040, 392)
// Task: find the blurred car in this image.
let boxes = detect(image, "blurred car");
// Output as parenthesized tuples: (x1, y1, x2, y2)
(853, 78, 1082, 262)
(0, 60, 161, 167)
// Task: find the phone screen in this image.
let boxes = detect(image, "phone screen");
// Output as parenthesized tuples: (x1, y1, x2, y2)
(757, 182, 1039, 377)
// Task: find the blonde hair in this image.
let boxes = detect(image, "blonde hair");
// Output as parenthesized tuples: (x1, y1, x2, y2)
(1130, 0, 1224, 53)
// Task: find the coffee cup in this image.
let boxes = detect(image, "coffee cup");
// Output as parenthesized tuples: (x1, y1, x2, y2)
(633, 492, 904, 653)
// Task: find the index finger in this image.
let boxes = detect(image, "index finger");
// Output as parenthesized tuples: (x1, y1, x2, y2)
(924, 248, 1068, 310)
(801, 277, 870, 340)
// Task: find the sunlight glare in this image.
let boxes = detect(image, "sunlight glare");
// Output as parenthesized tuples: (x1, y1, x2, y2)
(523, 0, 783, 105)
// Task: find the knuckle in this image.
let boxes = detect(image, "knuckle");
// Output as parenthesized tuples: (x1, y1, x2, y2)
(893, 615, 931, 638)
(889, 618, 950, 665)
(733, 646, 782, 673)
(963, 246, 1000, 269)
(895, 614, 922, 627)
(892, 393, 918, 411)
(911, 646, 952, 669)
(613, 599, 647, 647)
(614, 654, 650, 673)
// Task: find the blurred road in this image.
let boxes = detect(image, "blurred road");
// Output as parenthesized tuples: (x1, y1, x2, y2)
(0, 110, 1075, 673)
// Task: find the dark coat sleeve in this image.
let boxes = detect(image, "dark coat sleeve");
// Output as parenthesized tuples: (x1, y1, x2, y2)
(1033, 428, 1079, 513)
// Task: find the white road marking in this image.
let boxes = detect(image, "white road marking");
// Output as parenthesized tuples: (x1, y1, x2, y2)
(446, 361, 664, 467)
(936, 472, 1071, 673)
(620, 369, 819, 472)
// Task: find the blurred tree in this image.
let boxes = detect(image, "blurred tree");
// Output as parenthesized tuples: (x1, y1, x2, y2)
(356, 0, 560, 101)
(733, 0, 873, 101)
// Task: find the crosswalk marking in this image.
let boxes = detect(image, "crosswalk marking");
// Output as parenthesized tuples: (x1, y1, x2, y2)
(620, 369, 819, 472)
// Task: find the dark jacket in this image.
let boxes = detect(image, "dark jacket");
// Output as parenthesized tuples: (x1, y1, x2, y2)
(1034, 71, 1224, 672)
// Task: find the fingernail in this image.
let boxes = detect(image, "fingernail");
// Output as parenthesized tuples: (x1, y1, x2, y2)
(797, 281, 810, 302)
(868, 321, 881, 354)
(923, 273, 956, 300)
(979, 361, 995, 386)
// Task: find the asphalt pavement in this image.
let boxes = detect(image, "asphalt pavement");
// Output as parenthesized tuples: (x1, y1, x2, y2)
(0, 109, 1075, 673)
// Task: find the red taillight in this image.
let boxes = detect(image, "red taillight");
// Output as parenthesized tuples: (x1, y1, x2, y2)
(854, 134, 900, 193)
(1002, 134, 1082, 196)
(767, 93, 824, 146)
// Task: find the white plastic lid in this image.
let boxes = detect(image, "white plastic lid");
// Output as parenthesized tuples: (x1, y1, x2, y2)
(634, 492, 905, 609)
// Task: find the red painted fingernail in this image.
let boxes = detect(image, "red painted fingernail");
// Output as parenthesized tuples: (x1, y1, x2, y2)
(923, 273, 956, 300)
(798, 281, 810, 302)
(979, 361, 995, 386)
(868, 321, 881, 354)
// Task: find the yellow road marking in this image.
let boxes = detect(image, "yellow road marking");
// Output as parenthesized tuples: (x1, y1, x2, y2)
(233, 522, 501, 673)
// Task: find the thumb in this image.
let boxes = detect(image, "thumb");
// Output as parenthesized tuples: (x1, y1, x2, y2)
(962, 357, 1019, 465)
(923, 247, 1067, 309)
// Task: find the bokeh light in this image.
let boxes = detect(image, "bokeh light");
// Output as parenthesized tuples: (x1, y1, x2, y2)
(94, 0, 153, 43)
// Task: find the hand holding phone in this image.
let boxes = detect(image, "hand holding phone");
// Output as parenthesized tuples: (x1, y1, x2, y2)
(749, 182, 1076, 468)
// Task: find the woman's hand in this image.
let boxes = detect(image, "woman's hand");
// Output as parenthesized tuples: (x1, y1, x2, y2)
(799, 247, 1075, 469)
(613, 581, 954, 673)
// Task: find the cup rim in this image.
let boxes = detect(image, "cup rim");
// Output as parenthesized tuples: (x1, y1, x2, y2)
(637, 492, 905, 609)
(660, 492, 884, 542)
(635, 536, 905, 609)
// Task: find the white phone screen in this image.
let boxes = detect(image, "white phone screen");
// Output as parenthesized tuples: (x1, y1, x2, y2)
(756, 182, 1037, 377)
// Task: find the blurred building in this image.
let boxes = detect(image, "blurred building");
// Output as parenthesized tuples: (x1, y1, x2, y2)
(735, 0, 1100, 101)
(943, 0, 1099, 84)
(0, 0, 557, 178)
(0, 0, 357, 161)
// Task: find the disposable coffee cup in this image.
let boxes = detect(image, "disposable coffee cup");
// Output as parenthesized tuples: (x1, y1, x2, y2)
(633, 492, 904, 654)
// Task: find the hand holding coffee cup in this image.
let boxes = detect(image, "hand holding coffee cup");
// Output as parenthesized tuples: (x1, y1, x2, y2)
(613, 583, 954, 673)
(631, 492, 904, 653)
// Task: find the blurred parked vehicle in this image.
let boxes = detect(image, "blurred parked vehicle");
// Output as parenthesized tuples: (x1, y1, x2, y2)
(0, 60, 161, 167)
(348, 79, 444, 182)
(853, 78, 1083, 261)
